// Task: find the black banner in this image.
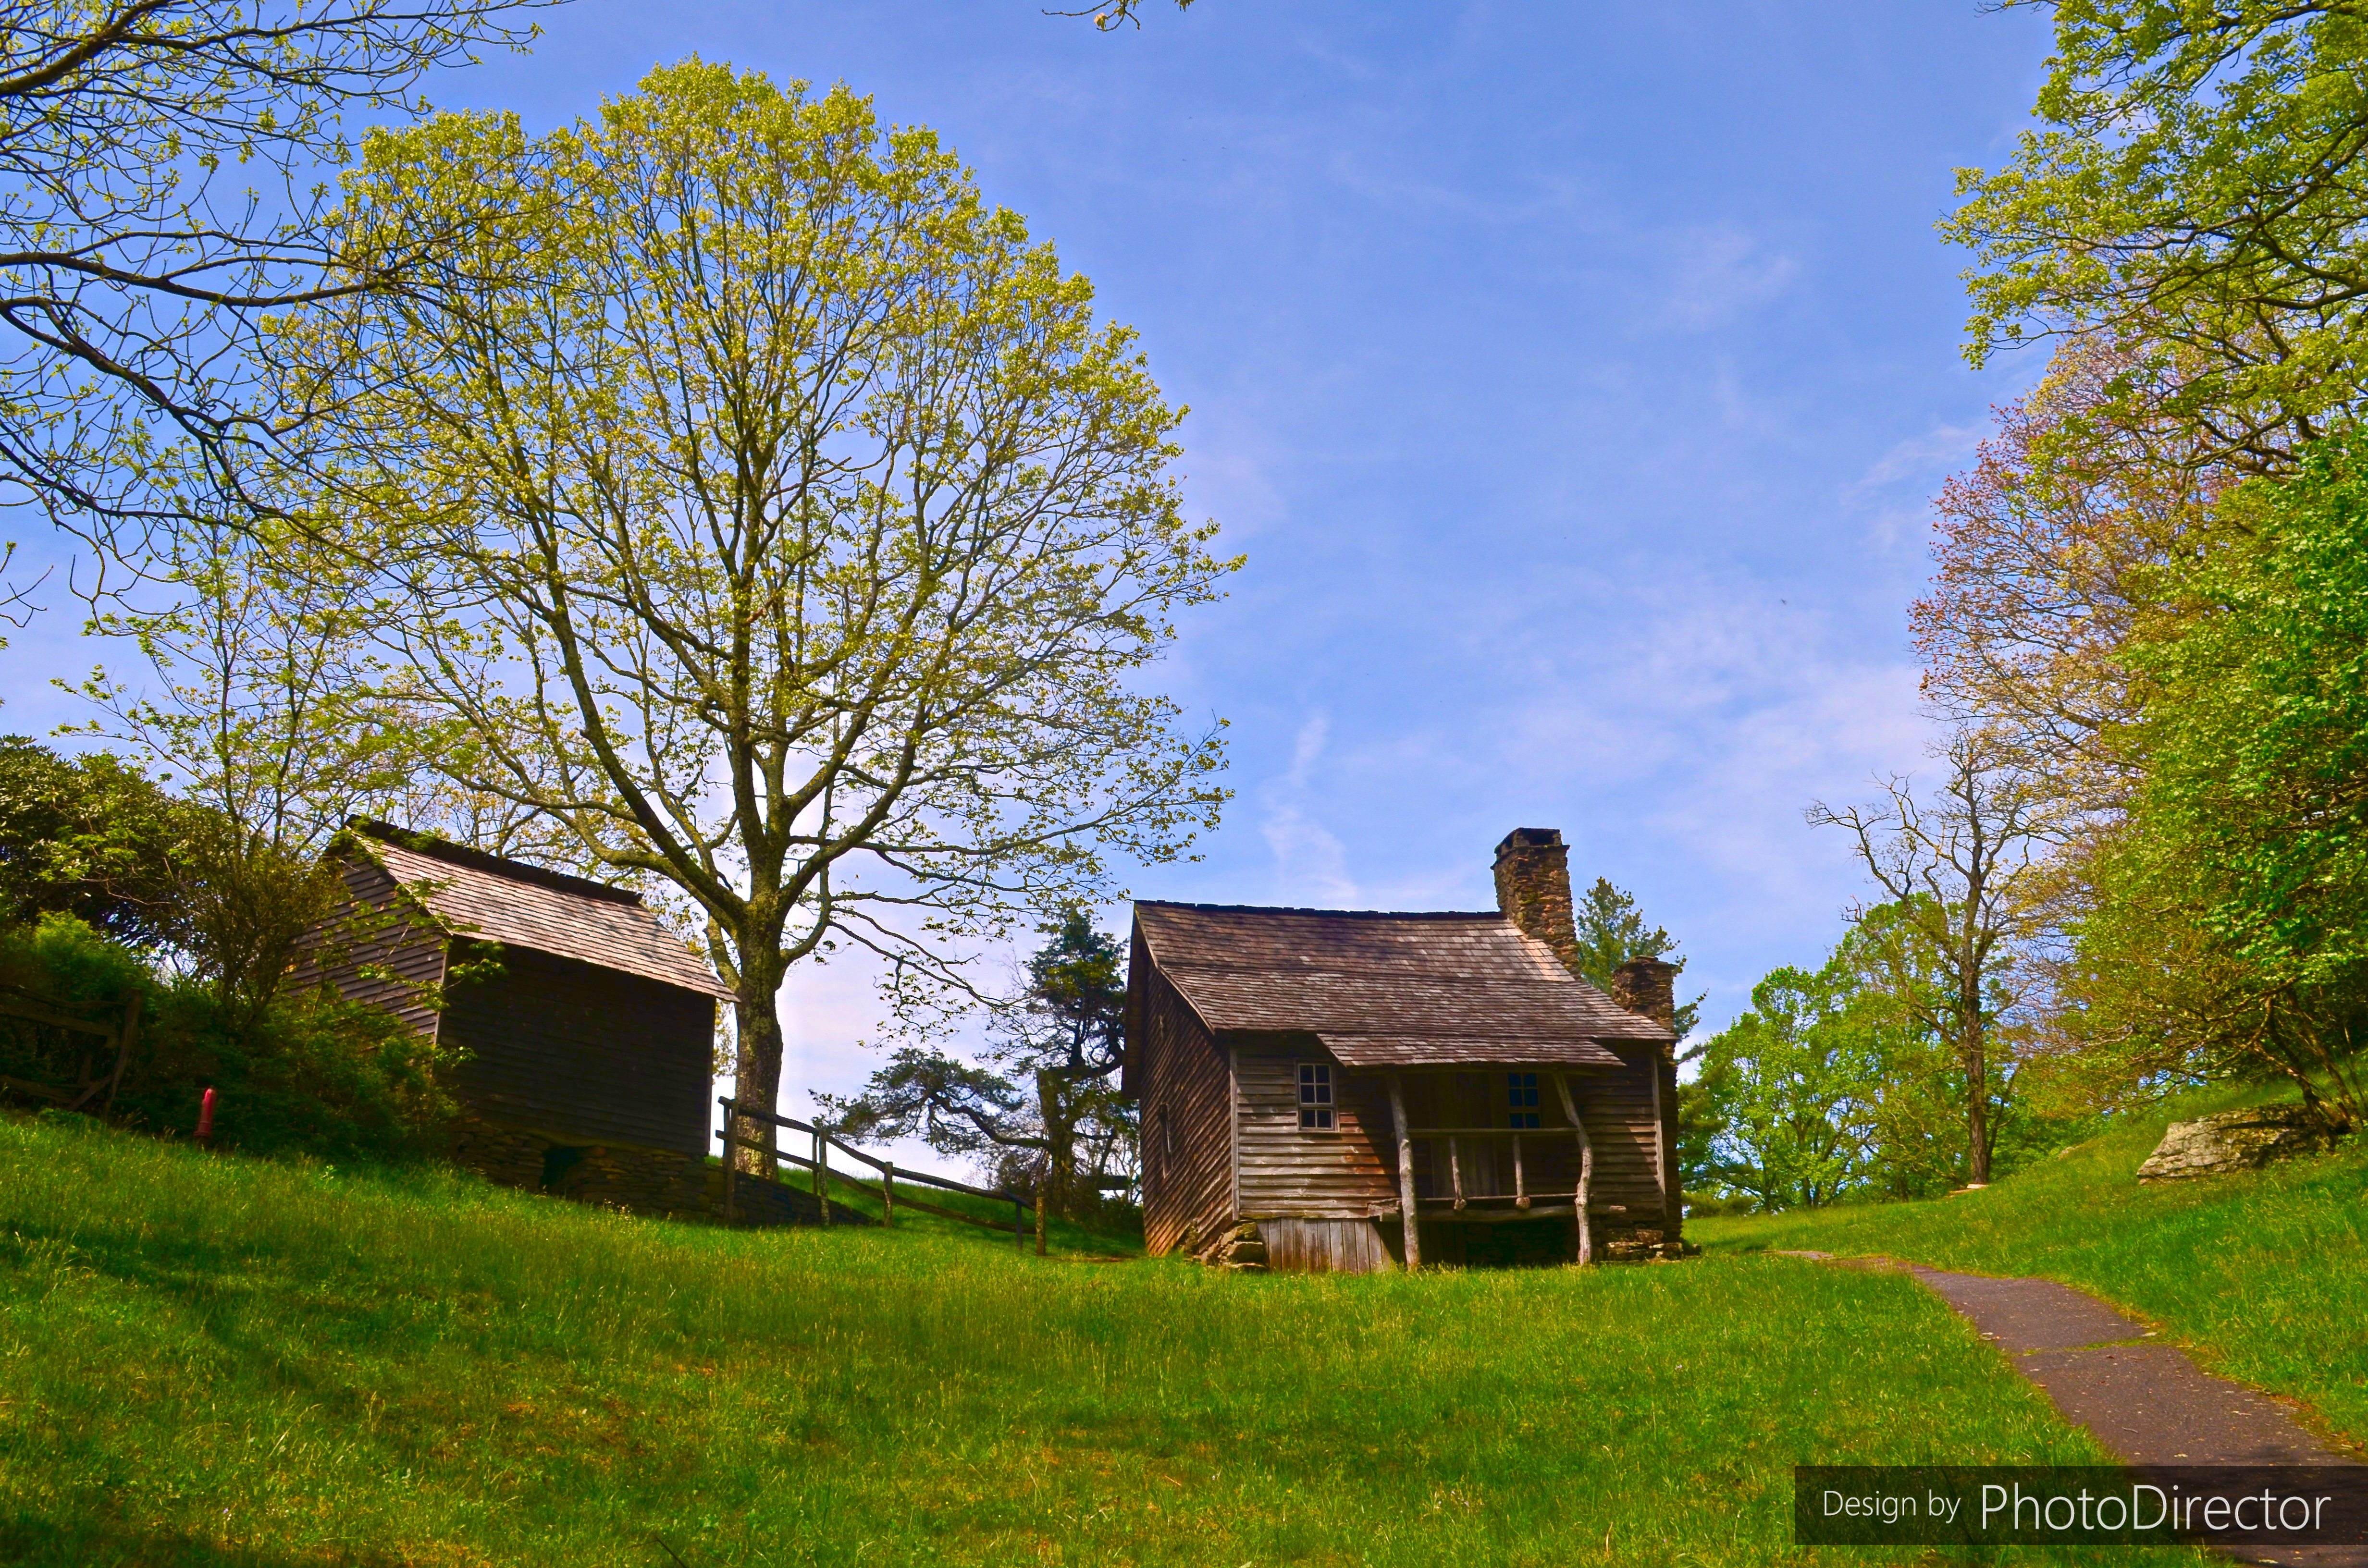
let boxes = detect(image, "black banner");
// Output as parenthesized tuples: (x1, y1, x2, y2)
(1795, 1466, 2368, 1546)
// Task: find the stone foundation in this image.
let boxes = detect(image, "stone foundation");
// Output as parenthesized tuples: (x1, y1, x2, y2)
(448, 1114, 871, 1227)
(1196, 1215, 1692, 1272)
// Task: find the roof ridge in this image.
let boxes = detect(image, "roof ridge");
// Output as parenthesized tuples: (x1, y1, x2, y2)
(1133, 900, 1507, 921)
(347, 819, 645, 908)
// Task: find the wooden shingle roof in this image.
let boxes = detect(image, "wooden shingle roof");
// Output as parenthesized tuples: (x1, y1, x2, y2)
(345, 823, 732, 1001)
(1133, 901, 1668, 1067)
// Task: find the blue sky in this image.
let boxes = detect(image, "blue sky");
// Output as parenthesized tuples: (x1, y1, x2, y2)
(1, 1, 2057, 1163)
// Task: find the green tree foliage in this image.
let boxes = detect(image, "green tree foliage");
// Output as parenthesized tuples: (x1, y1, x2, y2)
(2072, 431, 2368, 1127)
(1949, 1, 2368, 470)
(279, 63, 1236, 1167)
(1691, 962, 1879, 1211)
(0, 737, 181, 946)
(827, 906, 1135, 1220)
(66, 515, 438, 852)
(1690, 907, 2049, 1212)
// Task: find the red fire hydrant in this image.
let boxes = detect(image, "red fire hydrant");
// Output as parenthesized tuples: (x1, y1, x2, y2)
(195, 1086, 217, 1145)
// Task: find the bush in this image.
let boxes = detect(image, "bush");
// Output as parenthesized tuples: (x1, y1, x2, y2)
(1, 913, 461, 1160)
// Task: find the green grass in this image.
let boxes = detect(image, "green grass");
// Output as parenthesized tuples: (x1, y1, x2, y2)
(0, 1111, 2209, 1567)
(1693, 1086, 2368, 1454)
(728, 1157, 1145, 1257)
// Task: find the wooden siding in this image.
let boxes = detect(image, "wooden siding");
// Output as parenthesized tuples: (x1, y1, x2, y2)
(440, 945, 714, 1156)
(290, 857, 448, 1042)
(1258, 1217, 1397, 1274)
(1135, 951, 1233, 1257)
(1235, 1042, 1395, 1220)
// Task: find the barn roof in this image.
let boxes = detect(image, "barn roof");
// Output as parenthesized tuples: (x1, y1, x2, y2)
(1131, 901, 1667, 1067)
(343, 822, 733, 1000)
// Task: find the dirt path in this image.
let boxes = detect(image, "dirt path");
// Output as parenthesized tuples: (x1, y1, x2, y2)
(1781, 1252, 2368, 1567)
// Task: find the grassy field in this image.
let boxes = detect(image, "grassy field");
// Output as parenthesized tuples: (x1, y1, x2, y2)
(1693, 1086, 2368, 1456)
(0, 1110, 2213, 1567)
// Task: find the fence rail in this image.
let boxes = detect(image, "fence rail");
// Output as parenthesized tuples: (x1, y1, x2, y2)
(0, 984, 141, 1116)
(716, 1098, 1033, 1246)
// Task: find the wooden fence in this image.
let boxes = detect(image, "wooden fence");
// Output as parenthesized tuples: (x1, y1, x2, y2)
(0, 983, 141, 1116)
(717, 1098, 1033, 1247)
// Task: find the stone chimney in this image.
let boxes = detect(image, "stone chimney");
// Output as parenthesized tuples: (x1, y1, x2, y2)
(1493, 828, 1580, 973)
(1610, 957, 1677, 1029)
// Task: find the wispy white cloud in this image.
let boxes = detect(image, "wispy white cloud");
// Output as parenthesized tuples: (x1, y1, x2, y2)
(1843, 422, 1981, 501)
(1257, 712, 1362, 906)
(1662, 226, 1799, 331)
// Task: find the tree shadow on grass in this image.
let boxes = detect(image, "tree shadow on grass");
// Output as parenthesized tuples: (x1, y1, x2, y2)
(0, 1514, 415, 1567)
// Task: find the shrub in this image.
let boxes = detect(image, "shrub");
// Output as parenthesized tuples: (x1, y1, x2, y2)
(1, 913, 461, 1160)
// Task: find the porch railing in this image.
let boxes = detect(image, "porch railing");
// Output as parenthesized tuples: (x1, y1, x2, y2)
(1385, 1070, 1598, 1270)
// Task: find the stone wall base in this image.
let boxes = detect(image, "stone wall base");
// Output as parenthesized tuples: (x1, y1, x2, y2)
(448, 1115, 871, 1227)
(1196, 1215, 1694, 1272)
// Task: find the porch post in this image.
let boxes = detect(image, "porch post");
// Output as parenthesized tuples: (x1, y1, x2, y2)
(1387, 1073, 1421, 1271)
(1554, 1073, 1593, 1266)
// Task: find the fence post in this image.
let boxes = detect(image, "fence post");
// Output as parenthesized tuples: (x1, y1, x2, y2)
(814, 1127, 829, 1227)
(720, 1097, 739, 1227)
(883, 1160, 895, 1225)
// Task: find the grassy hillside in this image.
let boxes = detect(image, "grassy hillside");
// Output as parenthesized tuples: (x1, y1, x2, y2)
(1693, 1087, 2368, 1455)
(0, 1111, 2206, 1567)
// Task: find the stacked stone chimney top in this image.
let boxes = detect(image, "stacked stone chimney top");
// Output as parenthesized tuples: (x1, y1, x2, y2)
(1493, 827, 1677, 1035)
(1492, 827, 1580, 975)
(1610, 957, 1678, 1030)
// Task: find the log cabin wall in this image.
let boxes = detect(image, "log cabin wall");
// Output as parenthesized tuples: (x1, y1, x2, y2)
(1136, 961, 1233, 1256)
(439, 945, 714, 1157)
(1579, 1053, 1666, 1234)
(290, 857, 449, 1042)
(1232, 1040, 1395, 1220)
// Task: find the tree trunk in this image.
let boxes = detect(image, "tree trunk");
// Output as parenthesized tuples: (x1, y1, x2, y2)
(1036, 1068, 1077, 1221)
(730, 945, 785, 1176)
(1963, 982, 1991, 1186)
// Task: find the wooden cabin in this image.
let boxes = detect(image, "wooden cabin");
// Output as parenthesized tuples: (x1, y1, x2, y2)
(1123, 828, 1683, 1272)
(296, 820, 736, 1211)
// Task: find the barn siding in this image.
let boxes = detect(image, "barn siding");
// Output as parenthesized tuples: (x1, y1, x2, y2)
(1235, 1043, 1395, 1220)
(439, 945, 714, 1156)
(1258, 1217, 1397, 1273)
(1137, 960, 1233, 1256)
(290, 857, 448, 1041)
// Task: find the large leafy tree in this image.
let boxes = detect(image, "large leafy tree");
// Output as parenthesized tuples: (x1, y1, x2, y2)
(2072, 430, 2368, 1127)
(1949, 1, 2368, 471)
(1691, 963, 1878, 1211)
(1914, 341, 2233, 817)
(1809, 733, 2052, 1185)
(0, 1, 553, 563)
(283, 64, 1236, 1164)
(1693, 910, 2019, 1210)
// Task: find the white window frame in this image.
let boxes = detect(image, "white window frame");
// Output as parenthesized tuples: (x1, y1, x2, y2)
(1297, 1061, 1336, 1131)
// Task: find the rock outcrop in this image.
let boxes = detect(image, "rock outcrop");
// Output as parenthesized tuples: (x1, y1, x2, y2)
(2135, 1105, 2342, 1182)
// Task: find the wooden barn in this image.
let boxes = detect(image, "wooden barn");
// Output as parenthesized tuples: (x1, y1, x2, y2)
(297, 820, 736, 1210)
(1123, 828, 1683, 1272)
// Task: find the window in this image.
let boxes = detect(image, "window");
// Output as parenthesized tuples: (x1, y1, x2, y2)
(1298, 1062, 1335, 1129)
(1506, 1071, 1541, 1129)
